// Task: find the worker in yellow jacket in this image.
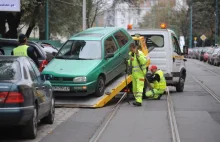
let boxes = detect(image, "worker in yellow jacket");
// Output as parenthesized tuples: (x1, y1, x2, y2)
(127, 43, 147, 106)
(146, 65, 167, 100)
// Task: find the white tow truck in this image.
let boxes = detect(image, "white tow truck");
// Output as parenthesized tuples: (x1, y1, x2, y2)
(127, 24, 188, 92)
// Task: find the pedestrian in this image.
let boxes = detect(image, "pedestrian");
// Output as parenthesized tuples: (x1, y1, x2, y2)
(145, 65, 167, 100)
(126, 43, 147, 106)
(12, 34, 40, 67)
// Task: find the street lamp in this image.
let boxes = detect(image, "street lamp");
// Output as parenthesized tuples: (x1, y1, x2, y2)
(189, 2, 193, 48)
(83, 0, 86, 30)
(215, 0, 218, 45)
(45, 0, 49, 40)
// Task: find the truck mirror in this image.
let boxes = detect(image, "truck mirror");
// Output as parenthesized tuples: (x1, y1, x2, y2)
(183, 46, 188, 55)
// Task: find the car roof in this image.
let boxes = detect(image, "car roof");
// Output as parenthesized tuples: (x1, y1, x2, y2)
(0, 55, 26, 61)
(69, 27, 123, 40)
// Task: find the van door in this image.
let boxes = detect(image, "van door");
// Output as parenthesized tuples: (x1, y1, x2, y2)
(171, 34, 184, 81)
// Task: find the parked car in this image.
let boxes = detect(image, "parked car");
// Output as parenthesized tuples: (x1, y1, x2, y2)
(0, 39, 57, 71)
(198, 47, 208, 61)
(192, 48, 199, 59)
(187, 48, 193, 58)
(0, 56, 54, 139)
(213, 49, 220, 66)
(209, 48, 220, 65)
(204, 47, 214, 62)
(42, 27, 133, 97)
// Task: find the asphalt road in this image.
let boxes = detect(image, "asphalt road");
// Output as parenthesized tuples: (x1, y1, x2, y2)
(1, 58, 220, 142)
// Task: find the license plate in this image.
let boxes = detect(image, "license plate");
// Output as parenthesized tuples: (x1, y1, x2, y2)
(52, 86, 70, 92)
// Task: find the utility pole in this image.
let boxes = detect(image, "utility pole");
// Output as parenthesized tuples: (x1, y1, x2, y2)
(45, 0, 49, 40)
(83, 0, 86, 30)
(189, 4, 193, 48)
(215, 0, 219, 45)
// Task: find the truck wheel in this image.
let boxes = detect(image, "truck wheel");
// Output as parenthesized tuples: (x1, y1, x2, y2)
(176, 74, 185, 92)
(22, 105, 38, 139)
(94, 76, 105, 97)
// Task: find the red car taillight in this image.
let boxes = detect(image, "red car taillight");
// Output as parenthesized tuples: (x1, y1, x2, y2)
(0, 92, 8, 103)
(5, 92, 24, 103)
(39, 60, 49, 72)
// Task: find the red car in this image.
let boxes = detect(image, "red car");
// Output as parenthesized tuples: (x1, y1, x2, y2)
(203, 47, 214, 62)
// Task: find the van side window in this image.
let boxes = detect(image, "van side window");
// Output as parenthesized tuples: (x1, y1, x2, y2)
(172, 35, 181, 55)
(113, 31, 128, 48)
(104, 36, 118, 54)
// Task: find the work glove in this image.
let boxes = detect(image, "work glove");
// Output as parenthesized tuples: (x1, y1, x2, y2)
(146, 73, 154, 83)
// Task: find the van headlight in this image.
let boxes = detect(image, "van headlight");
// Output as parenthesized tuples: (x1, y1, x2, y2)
(73, 77, 87, 83)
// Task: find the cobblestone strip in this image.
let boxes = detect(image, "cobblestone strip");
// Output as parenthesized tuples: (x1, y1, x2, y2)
(21, 108, 80, 142)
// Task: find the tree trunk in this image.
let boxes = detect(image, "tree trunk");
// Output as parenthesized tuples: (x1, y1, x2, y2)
(5, 12, 21, 38)
(0, 12, 7, 37)
(26, 5, 40, 38)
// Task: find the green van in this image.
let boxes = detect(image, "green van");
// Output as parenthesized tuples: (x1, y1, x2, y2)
(42, 27, 133, 97)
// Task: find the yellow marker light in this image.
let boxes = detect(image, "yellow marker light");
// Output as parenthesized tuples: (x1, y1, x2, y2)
(160, 23, 167, 29)
(82, 86, 87, 90)
(127, 24, 132, 30)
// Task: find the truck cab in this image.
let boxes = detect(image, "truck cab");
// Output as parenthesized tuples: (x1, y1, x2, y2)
(127, 24, 188, 92)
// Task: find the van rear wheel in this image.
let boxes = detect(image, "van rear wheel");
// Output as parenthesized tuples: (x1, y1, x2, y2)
(176, 75, 185, 92)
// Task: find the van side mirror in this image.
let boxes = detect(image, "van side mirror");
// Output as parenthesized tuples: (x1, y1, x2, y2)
(183, 46, 188, 55)
(105, 53, 114, 59)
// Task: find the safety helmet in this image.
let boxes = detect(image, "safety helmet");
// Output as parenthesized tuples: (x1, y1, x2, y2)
(150, 65, 157, 71)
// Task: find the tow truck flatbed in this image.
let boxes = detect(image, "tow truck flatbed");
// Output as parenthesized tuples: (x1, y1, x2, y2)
(55, 73, 132, 108)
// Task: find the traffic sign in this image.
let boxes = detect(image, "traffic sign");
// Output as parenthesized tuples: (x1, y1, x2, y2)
(200, 34, 207, 41)
(0, 0, 20, 12)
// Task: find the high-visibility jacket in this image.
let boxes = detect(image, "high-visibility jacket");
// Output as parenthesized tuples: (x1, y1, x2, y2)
(13, 45, 29, 56)
(153, 70, 167, 90)
(128, 50, 147, 78)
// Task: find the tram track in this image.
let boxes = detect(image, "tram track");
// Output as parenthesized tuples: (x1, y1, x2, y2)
(192, 60, 220, 77)
(89, 92, 128, 142)
(190, 59, 220, 103)
(89, 88, 181, 142)
(192, 75, 220, 103)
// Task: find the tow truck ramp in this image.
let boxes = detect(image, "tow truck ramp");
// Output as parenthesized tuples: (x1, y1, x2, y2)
(55, 73, 132, 108)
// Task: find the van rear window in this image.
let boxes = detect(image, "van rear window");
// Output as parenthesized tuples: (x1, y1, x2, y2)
(132, 35, 164, 48)
(144, 35, 164, 48)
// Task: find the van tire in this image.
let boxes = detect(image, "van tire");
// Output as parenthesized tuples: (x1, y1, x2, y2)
(94, 76, 105, 97)
(176, 74, 185, 92)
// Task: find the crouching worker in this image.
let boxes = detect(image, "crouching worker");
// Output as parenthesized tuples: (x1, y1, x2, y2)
(145, 65, 167, 100)
(126, 43, 147, 106)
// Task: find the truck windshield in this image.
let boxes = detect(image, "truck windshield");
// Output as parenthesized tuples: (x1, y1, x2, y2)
(56, 40, 102, 60)
(143, 35, 164, 48)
